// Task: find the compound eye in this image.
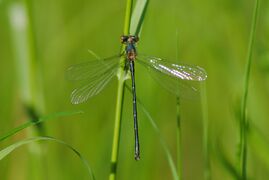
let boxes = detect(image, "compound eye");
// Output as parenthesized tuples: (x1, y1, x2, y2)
(131, 35, 139, 42)
(134, 36, 139, 42)
(121, 35, 128, 43)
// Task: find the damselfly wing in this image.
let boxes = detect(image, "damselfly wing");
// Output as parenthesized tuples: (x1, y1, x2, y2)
(136, 55, 207, 98)
(66, 55, 121, 104)
(67, 54, 207, 103)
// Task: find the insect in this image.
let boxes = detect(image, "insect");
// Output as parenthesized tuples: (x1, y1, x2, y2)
(66, 35, 207, 160)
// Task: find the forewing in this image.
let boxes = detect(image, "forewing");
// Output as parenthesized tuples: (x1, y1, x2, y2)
(66, 55, 120, 81)
(67, 55, 121, 104)
(136, 55, 207, 98)
(137, 55, 207, 81)
(70, 68, 118, 104)
(144, 67, 201, 98)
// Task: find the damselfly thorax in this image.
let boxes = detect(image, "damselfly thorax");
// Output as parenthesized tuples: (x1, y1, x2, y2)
(121, 35, 139, 61)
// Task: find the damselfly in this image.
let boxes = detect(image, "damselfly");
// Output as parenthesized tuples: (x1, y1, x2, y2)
(66, 35, 207, 160)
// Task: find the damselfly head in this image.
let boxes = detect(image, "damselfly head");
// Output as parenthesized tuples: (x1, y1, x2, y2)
(121, 35, 139, 44)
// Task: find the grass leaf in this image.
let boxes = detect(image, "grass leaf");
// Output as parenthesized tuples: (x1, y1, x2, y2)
(214, 142, 241, 179)
(0, 136, 95, 179)
(248, 125, 269, 170)
(239, 0, 260, 177)
(130, 0, 149, 35)
(0, 110, 83, 142)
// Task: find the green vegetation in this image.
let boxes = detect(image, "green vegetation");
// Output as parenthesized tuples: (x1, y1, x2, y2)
(0, 0, 268, 179)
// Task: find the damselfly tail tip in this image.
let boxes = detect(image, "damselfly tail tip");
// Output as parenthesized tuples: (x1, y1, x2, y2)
(135, 154, 140, 161)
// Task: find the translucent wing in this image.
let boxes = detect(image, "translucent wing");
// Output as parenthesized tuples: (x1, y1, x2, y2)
(70, 69, 118, 104)
(137, 55, 207, 81)
(136, 55, 207, 98)
(66, 55, 121, 104)
(66, 55, 120, 81)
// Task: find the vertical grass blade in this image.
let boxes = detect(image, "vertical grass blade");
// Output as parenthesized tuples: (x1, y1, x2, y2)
(109, 74, 126, 180)
(9, 1, 45, 179)
(8, 2, 47, 179)
(130, 0, 149, 36)
(8, 1, 45, 134)
(239, 0, 260, 178)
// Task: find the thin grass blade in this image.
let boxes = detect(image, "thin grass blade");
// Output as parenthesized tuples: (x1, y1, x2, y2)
(0, 111, 83, 142)
(248, 125, 269, 170)
(239, 0, 260, 178)
(214, 142, 241, 179)
(0, 136, 95, 179)
(130, 0, 149, 35)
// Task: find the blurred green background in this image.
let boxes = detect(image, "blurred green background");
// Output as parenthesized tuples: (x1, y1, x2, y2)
(1, 0, 269, 179)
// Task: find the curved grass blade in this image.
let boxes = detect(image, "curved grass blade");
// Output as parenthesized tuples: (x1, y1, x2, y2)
(248, 124, 269, 170)
(125, 85, 179, 180)
(214, 142, 241, 179)
(0, 111, 83, 142)
(0, 136, 95, 180)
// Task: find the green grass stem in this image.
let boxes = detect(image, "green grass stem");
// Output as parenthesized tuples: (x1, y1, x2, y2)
(109, 0, 133, 179)
(109, 74, 126, 180)
(176, 96, 182, 180)
(201, 83, 210, 180)
(239, 0, 260, 178)
(109, 0, 149, 178)
(175, 30, 182, 180)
